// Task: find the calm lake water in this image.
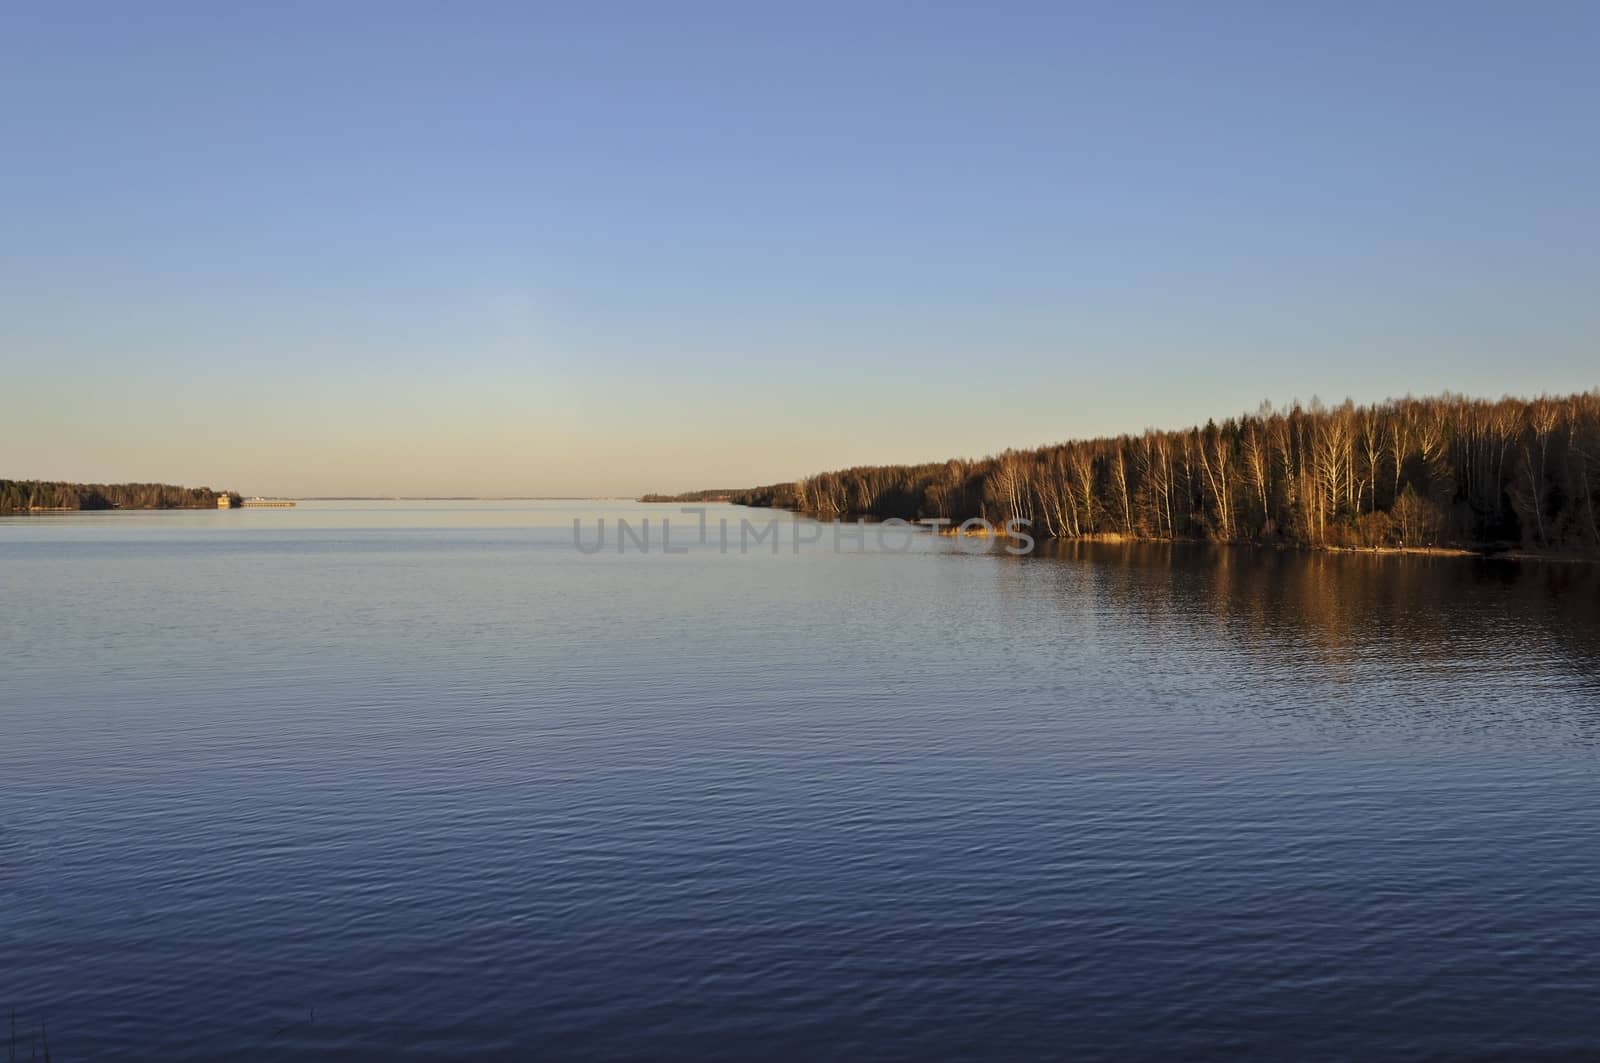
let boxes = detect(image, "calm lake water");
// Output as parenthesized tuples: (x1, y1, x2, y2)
(3, 501, 1600, 1060)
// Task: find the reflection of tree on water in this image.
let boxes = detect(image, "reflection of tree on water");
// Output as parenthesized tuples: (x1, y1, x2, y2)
(1014, 541, 1600, 738)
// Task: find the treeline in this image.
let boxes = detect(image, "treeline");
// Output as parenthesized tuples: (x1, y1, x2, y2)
(639, 489, 740, 503)
(0, 480, 235, 511)
(731, 391, 1600, 555)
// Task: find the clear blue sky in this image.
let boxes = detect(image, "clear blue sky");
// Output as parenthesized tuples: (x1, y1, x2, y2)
(2, 1, 1596, 496)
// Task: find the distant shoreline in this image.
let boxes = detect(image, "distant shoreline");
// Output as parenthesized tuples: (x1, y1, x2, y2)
(1, 484, 646, 510)
(638, 490, 739, 504)
(1, 479, 237, 512)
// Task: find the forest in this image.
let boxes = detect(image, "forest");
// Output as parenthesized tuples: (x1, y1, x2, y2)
(729, 392, 1600, 555)
(0, 480, 234, 511)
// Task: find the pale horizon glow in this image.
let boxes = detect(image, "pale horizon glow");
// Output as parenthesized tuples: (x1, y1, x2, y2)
(3, 3, 1597, 497)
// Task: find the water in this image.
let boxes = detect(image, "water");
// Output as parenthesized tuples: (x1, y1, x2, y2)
(3, 501, 1599, 1059)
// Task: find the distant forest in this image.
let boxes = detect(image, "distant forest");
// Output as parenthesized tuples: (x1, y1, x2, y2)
(639, 489, 741, 503)
(729, 392, 1600, 555)
(0, 480, 234, 511)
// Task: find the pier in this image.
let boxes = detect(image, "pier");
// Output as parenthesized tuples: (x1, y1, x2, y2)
(220, 496, 296, 508)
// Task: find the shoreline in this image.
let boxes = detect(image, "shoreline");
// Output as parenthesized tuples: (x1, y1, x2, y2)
(740, 504, 1600, 564)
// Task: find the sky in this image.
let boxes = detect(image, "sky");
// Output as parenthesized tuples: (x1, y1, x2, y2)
(2, 1, 1597, 497)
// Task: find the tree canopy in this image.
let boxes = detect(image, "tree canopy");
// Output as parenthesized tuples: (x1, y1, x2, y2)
(729, 391, 1600, 555)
